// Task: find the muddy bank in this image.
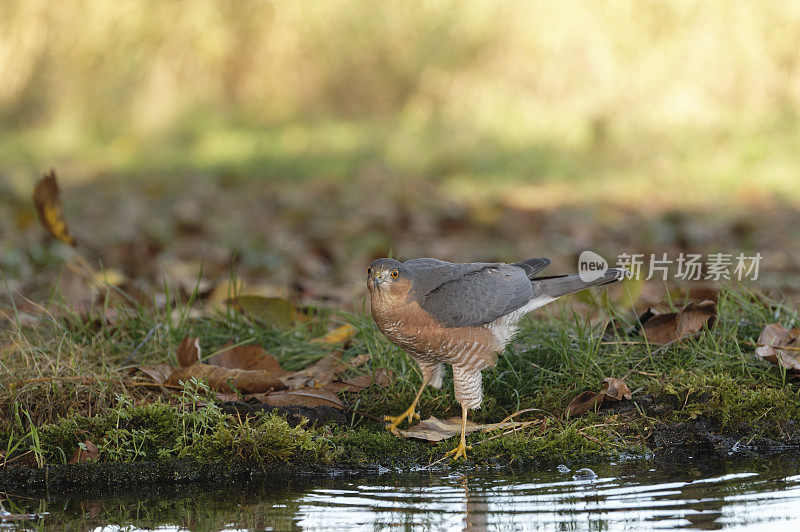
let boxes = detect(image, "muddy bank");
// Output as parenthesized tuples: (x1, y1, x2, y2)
(0, 458, 384, 496)
(604, 394, 800, 459)
(4, 394, 800, 494)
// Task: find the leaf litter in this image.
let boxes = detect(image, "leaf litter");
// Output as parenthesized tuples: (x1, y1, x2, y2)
(755, 323, 800, 376)
(640, 300, 716, 344)
(33, 169, 76, 247)
(398, 416, 537, 442)
(602, 299, 717, 345)
(567, 377, 632, 416)
(140, 335, 391, 408)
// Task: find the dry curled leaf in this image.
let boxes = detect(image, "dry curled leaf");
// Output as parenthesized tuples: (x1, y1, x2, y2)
(676, 300, 717, 337)
(324, 367, 395, 394)
(33, 169, 76, 246)
(176, 336, 201, 367)
(136, 363, 174, 394)
(566, 390, 604, 416)
(567, 377, 632, 416)
(602, 377, 632, 401)
(208, 341, 285, 374)
(756, 322, 800, 374)
(282, 351, 346, 389)
(167, 363, 287, 393)
(397, 416, 533, 442)
(69, 440, 99, 464)
(640, 300, 716, 344)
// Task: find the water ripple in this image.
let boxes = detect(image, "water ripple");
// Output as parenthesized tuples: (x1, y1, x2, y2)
(292, 460, 800, 531)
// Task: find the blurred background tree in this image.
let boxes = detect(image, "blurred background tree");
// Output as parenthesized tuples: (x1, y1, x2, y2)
(1, 0, 798, 304)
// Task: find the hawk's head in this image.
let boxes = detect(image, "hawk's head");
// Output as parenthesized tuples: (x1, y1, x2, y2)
(367, 258, 411, 299)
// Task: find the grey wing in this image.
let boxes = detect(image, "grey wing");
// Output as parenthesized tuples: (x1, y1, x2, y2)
(403, 258, 495, 298)
(511, 257, 551, 278)
(411, 262, 535, 328)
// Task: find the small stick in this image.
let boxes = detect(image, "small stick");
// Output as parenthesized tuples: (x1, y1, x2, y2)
(340, 405, 382, 423)
(122, 323, 161, 367)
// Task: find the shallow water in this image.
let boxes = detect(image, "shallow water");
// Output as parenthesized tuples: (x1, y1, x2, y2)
(4, 456, 800, 531)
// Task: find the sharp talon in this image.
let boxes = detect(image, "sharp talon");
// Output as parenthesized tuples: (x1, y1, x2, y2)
(384, 406, 420, 433)
(444, 440, 469, 461)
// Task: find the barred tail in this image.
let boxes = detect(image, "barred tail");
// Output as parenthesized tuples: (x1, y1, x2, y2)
(534, 268, 630, 298)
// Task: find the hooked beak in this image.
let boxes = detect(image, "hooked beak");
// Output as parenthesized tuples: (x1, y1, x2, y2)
(372, 271, 385, 288)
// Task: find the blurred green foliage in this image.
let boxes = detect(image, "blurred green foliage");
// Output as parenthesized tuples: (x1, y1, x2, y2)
(1, 0, 799, 207)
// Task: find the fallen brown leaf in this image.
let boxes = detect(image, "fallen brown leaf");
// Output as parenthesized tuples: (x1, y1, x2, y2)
(33, 169, 76, 246)
(756, 322, 800, 374)
(282, 351, 346, 388)
(167, 363, 287, 393)
(256, 387, 343, 408)
(566, 390, 604, 416)
(136, 363, 174, 392)
(567, 377, 632, 416)
(176, 336, 201, 367)
(676, 300, 717, 337)
(397, 416, 533, 442)
(69, 440, 99, 464)
(324, 367, 395, 393)
(208, 341, 285, 374)
(602, 377, 632, 401)
(640, 313, 679, 344)
(640, 300, 716, 344)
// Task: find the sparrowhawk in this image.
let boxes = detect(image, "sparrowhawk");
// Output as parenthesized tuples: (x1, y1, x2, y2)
(367, 256, 629, 460)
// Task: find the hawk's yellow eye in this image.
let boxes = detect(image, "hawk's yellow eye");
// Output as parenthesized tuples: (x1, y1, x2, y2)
(391, 270, 399, 279)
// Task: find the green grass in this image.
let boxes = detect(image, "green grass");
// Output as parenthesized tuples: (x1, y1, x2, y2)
(2, 280, 800, 473)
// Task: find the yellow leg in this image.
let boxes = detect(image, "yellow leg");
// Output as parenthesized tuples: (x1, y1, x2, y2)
(385, 376, 428, 434)
(444, 405, 470, 461)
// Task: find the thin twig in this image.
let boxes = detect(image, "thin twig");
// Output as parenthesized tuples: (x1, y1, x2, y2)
(340, 405, 382, 423)
(121, 322, 161, 367)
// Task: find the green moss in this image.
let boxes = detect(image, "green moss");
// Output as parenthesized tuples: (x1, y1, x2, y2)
(332, 428, 424, 466)
(183, 413, 333, 465)
(23, 393, 331, 467)
(461, 419, 633, 466)
(659, 371, 800, 438)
